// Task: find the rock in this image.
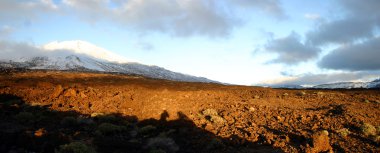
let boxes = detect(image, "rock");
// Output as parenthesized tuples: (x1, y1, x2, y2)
(307, 130, 333, 153)
(34, 128, 47, 137)
(91, 112, 104, 117)
(51, 84, 63, 98)
(210, 115, 226, 126)
(79, 91, 87, 98)
(202, 109, 218, 116)
(248, 107, 256, 112)
(63, 88, 77, 97)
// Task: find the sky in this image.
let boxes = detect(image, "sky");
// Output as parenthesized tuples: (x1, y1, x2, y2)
(0, 0, 380, 86)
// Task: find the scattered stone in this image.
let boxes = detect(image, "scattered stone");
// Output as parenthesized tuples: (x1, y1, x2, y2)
(282, 93, 289, 96)
(79, 91, 87, 98)
(360, 123, 377, 136)
(307, 130, 333, 153)
(248, 107, 256, 112)
(51, 84, 63, 98)
(63, 88, 77, 97)
(253, 95, 260, 99)
(34, 128, 47, 137)
(276, 116, 283, 122)
(91, 112, 104, 118)
(202, 109, 218, 116)
(210, 115, 226, 126)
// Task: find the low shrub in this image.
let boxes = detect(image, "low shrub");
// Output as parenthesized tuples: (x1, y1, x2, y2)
(14, 112, 34, 124)
(360, 123, 377, 136)
(61, 116, 78, 127)
(55, 142, 96, 153)
(96, 123, 126, 135)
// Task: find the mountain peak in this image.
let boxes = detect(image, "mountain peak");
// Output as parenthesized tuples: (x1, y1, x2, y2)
(42, 40, 131, 63)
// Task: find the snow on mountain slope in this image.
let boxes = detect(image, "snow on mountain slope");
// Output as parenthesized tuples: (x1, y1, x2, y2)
(312, 79, 380, 89)
(42, 40, 132, 63)
(0, 54, 216, 83)
(0, 41, 216, 83)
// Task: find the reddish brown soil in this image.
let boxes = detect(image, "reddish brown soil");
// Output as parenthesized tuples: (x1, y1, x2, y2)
(0, 70, 379, 153)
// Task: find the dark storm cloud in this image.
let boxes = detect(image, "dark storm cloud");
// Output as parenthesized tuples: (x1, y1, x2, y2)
(306, 17, 375, 46)
(307, 0, 380, 46)
(319, 37, 380, 71)
(264, 32, 320, 65)
(312, 0, 380, 70)
(262, 0, 380, 67)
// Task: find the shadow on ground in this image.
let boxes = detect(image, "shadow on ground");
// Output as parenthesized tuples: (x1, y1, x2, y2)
(0, 94, 282, 153)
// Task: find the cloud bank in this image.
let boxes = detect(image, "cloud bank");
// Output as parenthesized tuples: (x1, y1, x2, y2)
(0, 40, 131, 63)
(0, 0, 286, 38)
(262, 0, 380, 70)
(264, 32, 320, 65)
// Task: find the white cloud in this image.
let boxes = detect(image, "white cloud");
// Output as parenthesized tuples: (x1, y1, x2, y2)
(230, 0, 286, 19)
(0, 25, 14, 39)
(304, 13, 320, 20)
(0, 0, 57, 21)
(264, 32, 320, 65)
(43, 40, 133, 63)
(0, 40, 133, 63)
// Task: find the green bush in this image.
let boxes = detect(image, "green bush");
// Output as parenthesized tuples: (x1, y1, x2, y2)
(14, 112, 35, 124)
(296, 91, 306, 96)
(61, 116, 78, 127)
(97, 115, 119, 124)
(146, 137, 179, 153)
(336, 128, 350, 137)
(139, 125, 157, 135)
(96, 123, 126, 135)
(360, 123, 377, 136)
(56, 142, 96, 153)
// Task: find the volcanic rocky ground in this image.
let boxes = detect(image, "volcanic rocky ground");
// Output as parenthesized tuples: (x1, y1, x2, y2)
(0, 69, 379, 153)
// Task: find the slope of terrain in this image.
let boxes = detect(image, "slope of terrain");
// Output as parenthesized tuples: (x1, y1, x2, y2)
(0, 40, 215, 83)
(0, 70, 379, 153)
(0, 55, 215, 83)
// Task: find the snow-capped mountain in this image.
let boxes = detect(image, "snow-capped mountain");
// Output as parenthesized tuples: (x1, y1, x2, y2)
(0, 40, 216, 83)
(269, 79, 380, 89)
(312, 79, 380, 89)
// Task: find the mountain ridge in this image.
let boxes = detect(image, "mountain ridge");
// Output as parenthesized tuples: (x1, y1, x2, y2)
(0, 54, 217, 83)
(272, 79, 380, 89)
